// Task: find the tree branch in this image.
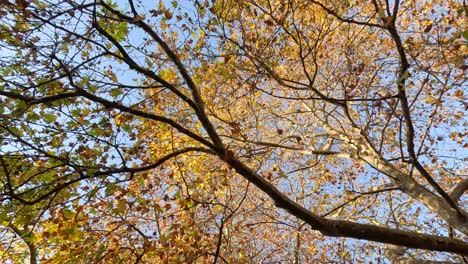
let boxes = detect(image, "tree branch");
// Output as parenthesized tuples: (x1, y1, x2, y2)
(322, 185, 399, 217)
(224, 156, 468, 255)
(386, 246, 461, 263)
(450, 179, 468, 203)
(7, 223, 37, 264)
(309, 0, 384, 28)
(99, 1, 226, 152)
(381, 4, 463, 217)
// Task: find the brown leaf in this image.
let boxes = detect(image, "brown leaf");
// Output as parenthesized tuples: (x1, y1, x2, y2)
(424, 24, 433, 33)
(15, 0, 28, 8)
(149, 9, 161, 17)
(164, 9, 173, 20)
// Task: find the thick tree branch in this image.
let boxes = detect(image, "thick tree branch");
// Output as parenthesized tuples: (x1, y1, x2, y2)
(95, 147, 216, 177)
(212, 218, 224, 264)
(99, 1, 225, 152)
(305, 119, 468, 235)
(450, 179, 468, 203)
(0, 90, 78, 106)
(1, 144, 212, 205)
(7, 223, 37, 264)
(49, 54, 216, 150)
(384, 18, 462, 217)
(223, 156, 468, 255)
(386, 247, 461, 263)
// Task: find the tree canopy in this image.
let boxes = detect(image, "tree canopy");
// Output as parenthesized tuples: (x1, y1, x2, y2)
(0, 0, 467, 263)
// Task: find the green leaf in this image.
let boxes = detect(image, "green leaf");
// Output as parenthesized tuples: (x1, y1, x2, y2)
(187, 200, 195, 208)
(26, 112, 39, 122)
(106, 21, 128, 42)
(13, 100, 28, 115)
(377, 9, 385, 18)
(1, 67, 12, 76)
(62, 209, 74, 219)
(70, 109, 80, 117)
(43, 113, 57, 124)
(110, 89, 123, 98)
(145, 57, 153, 68)
(105, 183, 118, 196)
(89, 85, 98, 93)
(41, 172, 55, 183)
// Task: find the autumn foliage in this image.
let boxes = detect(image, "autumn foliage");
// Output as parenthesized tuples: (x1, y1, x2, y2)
(0, 0, 467, 263)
